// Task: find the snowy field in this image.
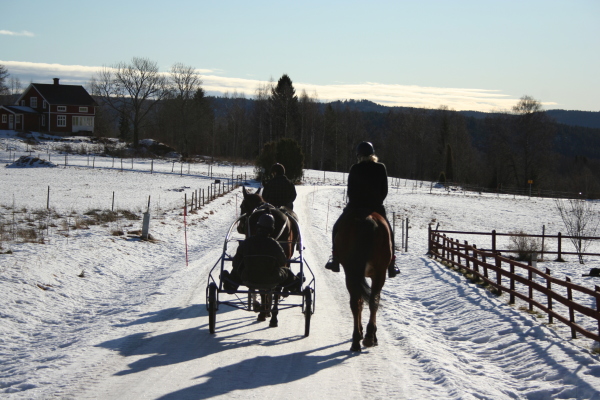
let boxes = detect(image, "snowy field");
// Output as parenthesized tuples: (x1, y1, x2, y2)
(1, 130, 600, 399)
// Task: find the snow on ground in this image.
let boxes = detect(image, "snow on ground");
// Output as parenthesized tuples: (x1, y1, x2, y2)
(1, 130, 600, 399)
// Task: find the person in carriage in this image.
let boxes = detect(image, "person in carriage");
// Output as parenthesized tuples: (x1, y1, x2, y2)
(325, 141, 400, 278)
(223, 213, 301, 293)
(262, 163, 297, 210)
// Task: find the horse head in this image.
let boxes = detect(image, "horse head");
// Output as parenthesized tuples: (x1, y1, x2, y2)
(238, 186, 265, 235)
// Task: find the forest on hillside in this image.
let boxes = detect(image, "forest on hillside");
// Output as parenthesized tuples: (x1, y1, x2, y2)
(87, 59, 599, 198)
(3, 60, 600, 198)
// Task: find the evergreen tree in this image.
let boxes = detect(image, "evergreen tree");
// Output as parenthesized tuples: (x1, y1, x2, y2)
(256, 138, 304, 183)
(270, 74, 299, 140)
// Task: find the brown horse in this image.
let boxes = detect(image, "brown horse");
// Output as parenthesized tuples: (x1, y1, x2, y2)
(238, 186, 298, 259)
(334, 210, 392, 352)
(237, 186, 300, 323)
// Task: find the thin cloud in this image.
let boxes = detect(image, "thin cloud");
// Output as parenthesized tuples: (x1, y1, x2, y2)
(0, 30, 34, 37)
(0, 60, 528, 112)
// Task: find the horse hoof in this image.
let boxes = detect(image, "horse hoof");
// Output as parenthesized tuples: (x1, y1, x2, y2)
(350, 344, 362, 352)
(362, 337, 378, 347)
(257, 313, 266, 322)
(269, 321, 278, 328)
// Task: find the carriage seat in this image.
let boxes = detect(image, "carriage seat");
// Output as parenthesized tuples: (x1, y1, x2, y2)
(241, 255, 288, 290)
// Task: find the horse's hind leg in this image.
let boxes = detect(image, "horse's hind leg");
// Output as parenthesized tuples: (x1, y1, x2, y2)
(350, 295, 364, 352)
(363, 289, 381, 348)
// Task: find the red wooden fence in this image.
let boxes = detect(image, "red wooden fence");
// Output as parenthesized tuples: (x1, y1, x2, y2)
(428, 226, 600, 342)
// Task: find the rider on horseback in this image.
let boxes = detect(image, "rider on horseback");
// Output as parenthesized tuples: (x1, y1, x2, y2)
(223, 214, 301, 293)
(262, 163, 297, 210)
(325, 141, 400, 278)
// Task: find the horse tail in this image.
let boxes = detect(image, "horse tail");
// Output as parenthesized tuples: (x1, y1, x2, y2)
(343, 215, 377, 303)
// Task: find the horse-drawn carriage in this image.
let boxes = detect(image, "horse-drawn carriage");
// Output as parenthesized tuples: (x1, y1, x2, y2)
(206, 188, 316, 336)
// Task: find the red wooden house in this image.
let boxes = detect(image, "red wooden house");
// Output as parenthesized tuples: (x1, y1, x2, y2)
(0, 78, 97, 135)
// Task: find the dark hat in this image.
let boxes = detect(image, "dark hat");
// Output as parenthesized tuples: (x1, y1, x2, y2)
(271, 163, 285, 176)
(356, 141, 374, 156)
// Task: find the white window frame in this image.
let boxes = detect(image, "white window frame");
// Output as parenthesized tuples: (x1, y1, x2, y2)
(79, 107, 88, 113)
(2, 115, 6, 123)
(57, 106, 67, 112)
(57, 115, 67, 127)
(30, 97, 37, 108)
(43, 101, 47, 109)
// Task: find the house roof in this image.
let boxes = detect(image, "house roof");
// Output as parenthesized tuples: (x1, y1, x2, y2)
(0, 105, 39, 114)
(20, 83, 97, 106)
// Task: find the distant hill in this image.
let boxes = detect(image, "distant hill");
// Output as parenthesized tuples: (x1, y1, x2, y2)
(323, 100, 600, 129)
(456, 109, 600, 129)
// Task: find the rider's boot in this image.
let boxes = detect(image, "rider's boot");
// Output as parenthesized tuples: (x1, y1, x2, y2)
(325, 253, 340, 272)
(388, 255, 400, 278)
(221, 270, 239, 294)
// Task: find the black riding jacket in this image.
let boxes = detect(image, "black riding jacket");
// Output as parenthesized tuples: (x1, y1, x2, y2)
(233, 233, 288, 271)
(347, 160, 388, 212)
(263, 175, 297, 209)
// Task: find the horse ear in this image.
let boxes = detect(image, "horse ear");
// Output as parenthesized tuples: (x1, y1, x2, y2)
(242, 186, 248, 198)
(257, 187, 262, 196)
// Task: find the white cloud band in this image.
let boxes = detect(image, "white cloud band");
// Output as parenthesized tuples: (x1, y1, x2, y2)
(0, 30, 34, 37)
(0, 60, 547, 112)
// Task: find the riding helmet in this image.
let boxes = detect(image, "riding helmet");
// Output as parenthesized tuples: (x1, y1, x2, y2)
(356, 141, 375, 157)
(257, 214, 275, 230)
(271, 163, 285, 176)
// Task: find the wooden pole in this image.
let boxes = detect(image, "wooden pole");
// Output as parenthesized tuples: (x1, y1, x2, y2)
(566, 277, 576, 338)
(546, 268, 553, 324)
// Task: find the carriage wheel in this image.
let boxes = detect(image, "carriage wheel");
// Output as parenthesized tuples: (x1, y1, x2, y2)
(208, 283, 217, 334)
(303, 287, 313, 337)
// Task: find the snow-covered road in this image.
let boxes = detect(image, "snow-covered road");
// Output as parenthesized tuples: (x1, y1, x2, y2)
(2, 131, 600, 399)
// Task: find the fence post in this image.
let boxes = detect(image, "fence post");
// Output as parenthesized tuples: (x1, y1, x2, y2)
(492, 229, 497, 254)
(566, 277, 576, 339)
(405, 217, 409, 252)
(595, 286, 600, 341)
(541, 225, 546, 261)
(442, 234, 447, 259)
(464, 241, 470, 270)
(528, 269, 534, 312)
(428, 225, 432, 255)
(495, 253, 502, 295)
(509, 262, 515, 304)
(393, 212, 396, 249)
(473, 244, 480, 275)
(557, 232, 564, 262)
(481, 247, 488, 279)
(546, 268, 553, 324)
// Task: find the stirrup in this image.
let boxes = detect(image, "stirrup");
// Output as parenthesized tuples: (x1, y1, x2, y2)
(325, 256, 340, 272)
(388, 264, 400, 278)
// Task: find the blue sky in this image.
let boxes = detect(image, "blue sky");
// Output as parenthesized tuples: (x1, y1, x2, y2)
(1, 0, 598, 112)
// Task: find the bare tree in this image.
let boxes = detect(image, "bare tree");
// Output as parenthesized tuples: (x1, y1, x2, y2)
(0, 64, 9, 95)
(509, 95, 555, 188)
(92, 57, 167, 147)
(555, 198, 600, 264)
(166, 63, 203, 156)
(9, 76, 22, 95)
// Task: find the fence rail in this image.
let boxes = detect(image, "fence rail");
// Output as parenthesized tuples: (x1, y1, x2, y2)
(433, 228, 600, 260)
(428, 226, 600, 342)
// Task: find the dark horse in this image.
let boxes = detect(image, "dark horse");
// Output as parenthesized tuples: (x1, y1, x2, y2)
(237, 186, 300, 323)
(334, 210, 392, 352)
